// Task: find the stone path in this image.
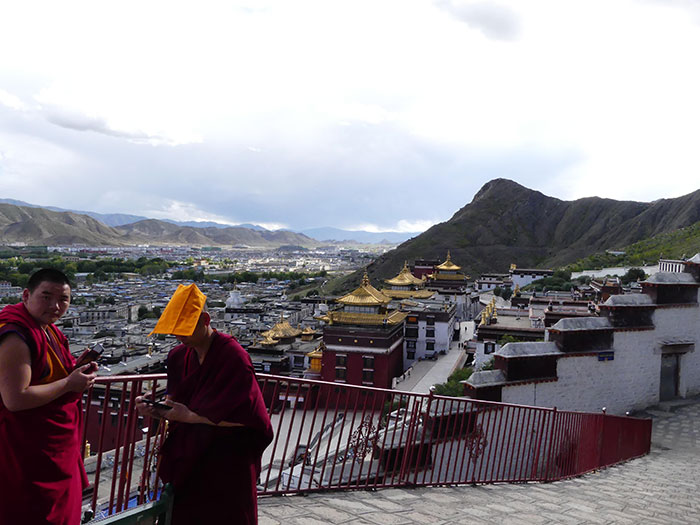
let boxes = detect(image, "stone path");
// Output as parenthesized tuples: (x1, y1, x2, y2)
(258, 398, 700, 524)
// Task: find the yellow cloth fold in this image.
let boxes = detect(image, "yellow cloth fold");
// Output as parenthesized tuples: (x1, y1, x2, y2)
(149, 284, 207, 336)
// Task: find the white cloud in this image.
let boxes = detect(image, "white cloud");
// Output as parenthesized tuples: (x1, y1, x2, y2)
(0, 0, 699, 229)
(348, 219, 437, 233)
(0, 89, 25, 111)
(435, 0, 521, 40)
(252, 222, 288, 231)
(144, 200, 239, 225)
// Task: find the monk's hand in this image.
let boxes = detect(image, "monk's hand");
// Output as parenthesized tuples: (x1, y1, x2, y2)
(135, 396, 161, 419)
(65, 363, 97, 392)
(160, 399, 195, 423)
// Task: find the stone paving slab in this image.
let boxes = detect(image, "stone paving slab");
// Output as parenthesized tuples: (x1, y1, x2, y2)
(259, 399, 700, 524)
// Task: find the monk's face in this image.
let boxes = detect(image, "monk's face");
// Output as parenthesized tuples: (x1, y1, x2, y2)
(23, 280, 71, 327)
(175, 312, 210, 346)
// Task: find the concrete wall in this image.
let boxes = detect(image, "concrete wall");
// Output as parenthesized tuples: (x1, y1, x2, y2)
(653, 305, 700, 398)
(501, 298, 700, 415)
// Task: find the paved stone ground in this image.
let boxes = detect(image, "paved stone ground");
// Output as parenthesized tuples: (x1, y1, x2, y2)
(258, 397, 700, 524)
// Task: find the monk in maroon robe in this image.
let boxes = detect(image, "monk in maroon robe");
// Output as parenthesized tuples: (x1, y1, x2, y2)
(137, 284, 273, 525)
(0, 269, 97, 525)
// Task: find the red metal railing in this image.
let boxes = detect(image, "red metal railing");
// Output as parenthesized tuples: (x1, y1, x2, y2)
(82, 374, 652, 517)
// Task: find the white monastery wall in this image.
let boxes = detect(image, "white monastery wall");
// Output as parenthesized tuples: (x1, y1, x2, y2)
(652, 305, 700, 397)
(501, 330, 662, 415)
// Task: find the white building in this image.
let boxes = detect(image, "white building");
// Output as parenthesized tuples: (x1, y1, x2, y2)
(402, 301, 457, 365)
(508, 266, 554, 289)
(465, 255, 700, 415)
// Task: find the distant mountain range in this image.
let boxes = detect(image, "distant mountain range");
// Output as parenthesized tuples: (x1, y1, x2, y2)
(0, 204, 320, 248)
(0, 199, 417, 244)
(333, 179, 700, 292)
(299, 227, 420, 244)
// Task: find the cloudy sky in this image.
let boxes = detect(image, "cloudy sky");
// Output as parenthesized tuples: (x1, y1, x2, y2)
(1, 1, 699, 232)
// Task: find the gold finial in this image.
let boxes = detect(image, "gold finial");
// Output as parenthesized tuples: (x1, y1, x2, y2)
(510, 263, 517, 271)
(362, 271, 370, 287)
(84, 441, 91, 459)
(446, 250, 451, 262)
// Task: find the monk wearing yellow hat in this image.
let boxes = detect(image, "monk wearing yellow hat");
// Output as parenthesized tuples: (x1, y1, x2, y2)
(136, 284, 273, 525)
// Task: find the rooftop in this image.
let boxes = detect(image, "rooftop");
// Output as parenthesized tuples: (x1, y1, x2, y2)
(550, 317, 612, 331)
(465, 369, 506, 387)
(604, 294, 655, 307)
(498, 341, 563, 358)
(644, 272, 699, 285)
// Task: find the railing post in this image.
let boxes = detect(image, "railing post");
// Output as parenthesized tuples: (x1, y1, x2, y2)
(399, 390, 432, 486)
(597, 408, 606, 469)
(542, 407, 557, 482)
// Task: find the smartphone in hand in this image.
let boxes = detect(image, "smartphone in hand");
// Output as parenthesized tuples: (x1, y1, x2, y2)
(74, 343, 105, 369)
(142, 399, 173, 411)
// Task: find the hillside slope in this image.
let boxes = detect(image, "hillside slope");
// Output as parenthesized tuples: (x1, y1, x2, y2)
(0, 203, 320, 248)
(338, 179, 700, 292)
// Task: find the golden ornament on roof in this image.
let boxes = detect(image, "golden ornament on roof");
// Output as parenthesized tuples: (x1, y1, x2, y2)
(337, 271, 391, 306)
(385, 261, 424, 287)
(436, 251, 462, 271)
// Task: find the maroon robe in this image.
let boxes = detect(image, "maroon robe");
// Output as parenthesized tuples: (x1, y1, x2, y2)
(159, 332, 273, 525)
(0, 303, 87, 525)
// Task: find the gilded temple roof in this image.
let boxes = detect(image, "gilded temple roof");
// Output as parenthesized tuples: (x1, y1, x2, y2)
(337, 272, 391, 306)
(261, 317, 302, 339)
(435, 251, 461, 271)
(385, 262, 425, 287)
(324, 309, 407, 326)
(381, 288, 435, 299)
(306, 341, 325, 358)
(259, 332, 280, 346)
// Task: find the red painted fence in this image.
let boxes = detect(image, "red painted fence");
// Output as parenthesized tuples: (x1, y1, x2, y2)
(81, 374, 652, 518)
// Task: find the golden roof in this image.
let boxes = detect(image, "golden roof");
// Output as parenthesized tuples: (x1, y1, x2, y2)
(429, 273, 469, 281)
(302, 326, 316, 334)
(337, 272, 391, 306)
(381, 288, 435, 299)
(385, 262, 425, 287)
(307, 341, 325, 358)
(261, 317, 302, 339)
(436, 251, 461, 271)
(259, 332, 280, 346)
(323, 310, 407, 326)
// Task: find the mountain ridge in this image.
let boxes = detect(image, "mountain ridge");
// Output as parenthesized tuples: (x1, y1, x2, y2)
(0, 199, 417, 243)
(335, 179, 700, 292)
(0, 204, 320, 248)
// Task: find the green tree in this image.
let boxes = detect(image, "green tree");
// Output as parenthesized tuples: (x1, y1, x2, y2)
(621, 267, 646, 285)
(432, 367, 473, 397)
(138, 305, 150, 320)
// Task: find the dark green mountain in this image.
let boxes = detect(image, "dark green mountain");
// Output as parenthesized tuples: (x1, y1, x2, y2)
(337, 179, 700, 292)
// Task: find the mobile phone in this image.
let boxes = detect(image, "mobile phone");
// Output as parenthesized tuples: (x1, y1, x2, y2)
(142, 399, 173, 411)
(74, 343, 105, 369)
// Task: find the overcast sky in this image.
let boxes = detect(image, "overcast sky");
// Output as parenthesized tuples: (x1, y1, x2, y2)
(1, 1, 699, 232)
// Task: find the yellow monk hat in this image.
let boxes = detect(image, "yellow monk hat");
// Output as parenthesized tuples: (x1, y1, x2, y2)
(149, 284, 207, 336)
